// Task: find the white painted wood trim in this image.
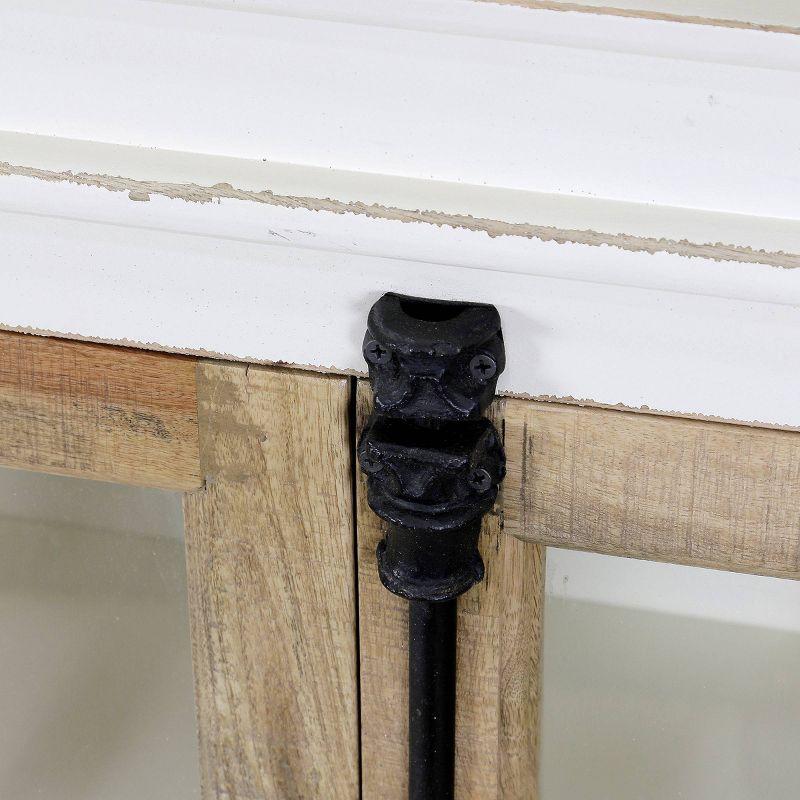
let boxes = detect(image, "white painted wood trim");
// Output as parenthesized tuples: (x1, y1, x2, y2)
(480, 0, 800, 32)
(2, 135, 799, 429)
(2, 0, 799, 221)
(1, 2, 799, 428)
(3, 132, 799, 266)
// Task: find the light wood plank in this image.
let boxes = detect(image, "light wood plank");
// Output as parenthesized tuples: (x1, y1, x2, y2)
(357, 382, 545, 799)
(0, 330, 200, 489)
(505, 399, 800, 578)
(183, 363, 359, 800)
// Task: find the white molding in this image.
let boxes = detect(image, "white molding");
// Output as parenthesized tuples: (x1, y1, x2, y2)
(3, 132, 800, 264)
(1, 2, 799, 427)
(2, 156, 799, 428)
(479, 0, 800, 31)
(2, 0, 799, 220)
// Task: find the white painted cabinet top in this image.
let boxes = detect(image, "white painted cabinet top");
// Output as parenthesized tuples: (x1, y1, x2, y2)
(1, 0, 799, 427)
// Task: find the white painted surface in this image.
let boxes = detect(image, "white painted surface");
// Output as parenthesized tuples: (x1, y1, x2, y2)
(2, 0, 799, 220)
(509, 0, 800, 28)
(1, 168, 799, 426)
(4, 131, 800, 259)
(1, 3, 799, 426)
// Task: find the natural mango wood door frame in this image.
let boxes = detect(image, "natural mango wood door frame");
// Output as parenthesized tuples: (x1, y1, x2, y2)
(503, 399, 800, 579)
(0, 330, 201, 490)
(3, 329, 800, 799)
(183, 362, 360, 799)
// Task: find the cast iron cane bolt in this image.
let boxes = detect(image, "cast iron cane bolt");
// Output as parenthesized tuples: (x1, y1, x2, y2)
(358, 292, 506, 800)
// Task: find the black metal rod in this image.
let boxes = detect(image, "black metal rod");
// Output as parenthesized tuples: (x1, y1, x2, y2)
(408, 599, 457, 800)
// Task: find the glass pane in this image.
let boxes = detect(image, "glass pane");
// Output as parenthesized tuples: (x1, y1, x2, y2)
(0, 466, 199, 800)
(541, 549, 800, 800)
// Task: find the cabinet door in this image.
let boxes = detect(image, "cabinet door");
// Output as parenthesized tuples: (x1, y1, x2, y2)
(2, 331, 800, 799)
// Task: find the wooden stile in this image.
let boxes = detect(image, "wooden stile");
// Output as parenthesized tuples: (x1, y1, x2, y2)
(183, 363, 360, 800)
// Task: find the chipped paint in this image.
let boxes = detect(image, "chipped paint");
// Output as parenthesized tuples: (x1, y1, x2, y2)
(478, 0, 800, 35)
(1, 161, 798, 270)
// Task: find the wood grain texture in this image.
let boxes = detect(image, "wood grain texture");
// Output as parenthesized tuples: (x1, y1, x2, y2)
(357, 382, 545, 799)
(505, 399, 800, 578)
(0, 330, 200, 489)
(183, 363, 359, 800)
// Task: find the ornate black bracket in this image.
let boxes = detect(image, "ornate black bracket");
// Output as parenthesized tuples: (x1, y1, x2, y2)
(359, 292, 506, 602)
(358, 292, 505, 800)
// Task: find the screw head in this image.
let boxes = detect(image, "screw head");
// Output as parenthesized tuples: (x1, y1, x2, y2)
(361, 455, 384, 474)
(364, 339, 391, 365)
(469, 354, 497, 381)
(468, 468, 492, 492)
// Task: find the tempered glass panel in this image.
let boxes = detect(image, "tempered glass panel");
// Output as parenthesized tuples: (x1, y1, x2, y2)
(0, 466, 199, 800)
(541, 549, 800, 800)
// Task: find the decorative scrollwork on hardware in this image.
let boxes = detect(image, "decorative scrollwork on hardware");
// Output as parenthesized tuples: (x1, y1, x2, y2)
(359, 292, 506, 602)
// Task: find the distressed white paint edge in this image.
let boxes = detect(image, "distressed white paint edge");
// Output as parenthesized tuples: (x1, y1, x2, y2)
(2, 171, 799, 428)
(3, 131, 800, 262)
(2, 1, 799, 222)
(159, 0, 800, 32)
(476, 0, 800, 31)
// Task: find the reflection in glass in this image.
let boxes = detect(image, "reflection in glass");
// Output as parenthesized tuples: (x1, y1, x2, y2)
(0, 467, 199, 799)
(541, 549, 800, 800)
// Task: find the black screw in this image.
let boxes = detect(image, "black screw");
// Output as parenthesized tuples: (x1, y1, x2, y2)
(361, 455, 384, 474)
(364, 340, 391, 365)
(469, 354, 496, 381)
(468, 468, 492, 492)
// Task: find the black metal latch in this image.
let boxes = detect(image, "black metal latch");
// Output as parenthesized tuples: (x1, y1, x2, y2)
(358, 292, 506, 800)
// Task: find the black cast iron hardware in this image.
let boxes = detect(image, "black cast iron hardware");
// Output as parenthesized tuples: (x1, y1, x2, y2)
(358, 292, 506, 800)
